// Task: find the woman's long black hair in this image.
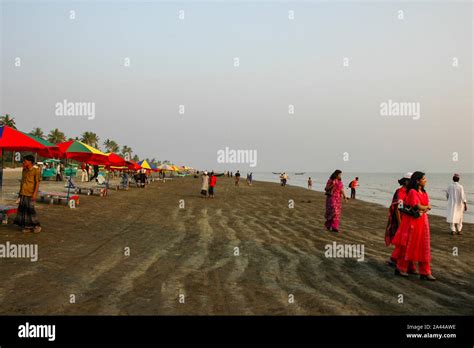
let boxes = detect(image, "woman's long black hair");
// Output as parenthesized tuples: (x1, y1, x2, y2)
(406, 171, 426, 193)
(330, 170, 342, 180)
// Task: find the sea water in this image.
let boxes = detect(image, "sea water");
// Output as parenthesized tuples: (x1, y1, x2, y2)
(252, 172, 474, 224)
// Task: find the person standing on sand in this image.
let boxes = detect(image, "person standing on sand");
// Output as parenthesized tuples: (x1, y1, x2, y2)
(308, 177, 313, 190)
(391, 171, 435, 281)
(348, 177, 359, 199)
(208, 172, 217, 198)
(201, 171, 209, 197)
(385, 172, 412, 267)
(55, 162, 62, 181)
(14, 155, 42, 234)
(446, 173, 467, 235)
(324, 170, 348, 233)
(249, 172, 253, 186)
(235, 170, 240, 186)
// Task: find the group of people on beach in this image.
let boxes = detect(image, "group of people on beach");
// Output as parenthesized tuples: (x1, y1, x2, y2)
(324, 169, 468, 282)
(200, 171, 217, 198)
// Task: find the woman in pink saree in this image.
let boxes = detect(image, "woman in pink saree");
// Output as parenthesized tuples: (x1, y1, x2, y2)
(324, 170, 348, 232)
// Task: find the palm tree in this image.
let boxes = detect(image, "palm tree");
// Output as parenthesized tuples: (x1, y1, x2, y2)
(30, 127, 44, 139)
(132, 154, 140, 162)
(0, 114, 16, 128)
(104, 139, 120, 154)
(48, 128, 66, 144)
(80, 132, 99, 148)
(121, 145, 132, 160)
(0, 114, 17, 166)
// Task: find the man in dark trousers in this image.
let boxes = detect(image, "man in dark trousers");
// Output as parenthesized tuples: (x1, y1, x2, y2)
(349, 177, 359, 199)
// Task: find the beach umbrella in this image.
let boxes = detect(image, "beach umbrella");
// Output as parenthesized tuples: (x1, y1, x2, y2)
(0, 125, 55, 156)
(105, 153, 127, 167)
(0, 125, 60, 188)
(137, 160, 152, 170)
(56, 140, 108, 165)
(157, 164, 173, 171)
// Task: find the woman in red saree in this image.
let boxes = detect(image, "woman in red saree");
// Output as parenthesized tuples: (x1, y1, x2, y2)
(324, 170, 348, 232)
(385, 173, 411, 265)
(392, 171, 436, 280)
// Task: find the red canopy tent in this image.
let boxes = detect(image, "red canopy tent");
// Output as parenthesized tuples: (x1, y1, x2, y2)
(0, 125, 56, 157)
(0, 125, 59, 188)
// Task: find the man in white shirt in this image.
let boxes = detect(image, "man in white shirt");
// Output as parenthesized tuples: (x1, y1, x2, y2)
(446, 173, 467, 235)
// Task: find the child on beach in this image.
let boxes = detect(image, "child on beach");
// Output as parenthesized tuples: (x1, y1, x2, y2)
(208, 172, 216, 198)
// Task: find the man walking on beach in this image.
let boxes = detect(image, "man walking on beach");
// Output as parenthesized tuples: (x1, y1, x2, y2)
(14, 155, 42, 234)
(446, 173, 467, 235)
(201, 171, 209, 197)
(349, 177, 359, 199)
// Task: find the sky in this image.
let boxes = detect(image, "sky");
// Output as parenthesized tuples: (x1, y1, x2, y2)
(0, 0, 472, 173)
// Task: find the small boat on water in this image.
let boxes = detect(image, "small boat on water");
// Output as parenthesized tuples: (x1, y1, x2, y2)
(295, 172, 305, 175)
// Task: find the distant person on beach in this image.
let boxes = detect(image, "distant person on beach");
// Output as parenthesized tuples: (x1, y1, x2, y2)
(308, 177, 313, 190)
(385, 172, 412, 267)
(324, 170, 348, 233)
(60, 163, 65, 180)
(209, 172, 217, 198)
(235, 171, 240, 186)
(446, 173, 467, 235)
(14, 155, 42, 234)
(85, 164, 90, 181)
(81, 163, 88, 182)
(90, 165, 99, 182)
(348, 177, 359, 199)
(391, 171, 435, 280)
(55, 162, 62, 181)
(201, 171, 209, 197)
(246, 173, 252, 186)
(249, 172, 253, 185)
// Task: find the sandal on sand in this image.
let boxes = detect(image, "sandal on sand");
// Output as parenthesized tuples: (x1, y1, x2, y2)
(457, 231, 463, 235)
(408, 269, 419, 275)
(22, 228, 32, 233)
(386, 260, 396, 268)
(420, 274, 436, 281)
(33, 226, 42, 234)
(395, 269, 408, 277)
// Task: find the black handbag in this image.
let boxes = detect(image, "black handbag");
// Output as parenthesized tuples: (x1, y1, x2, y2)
(399, 205, 421, 218)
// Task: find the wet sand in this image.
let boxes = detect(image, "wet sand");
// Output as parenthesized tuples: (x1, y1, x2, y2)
(0, 174, 472, 315)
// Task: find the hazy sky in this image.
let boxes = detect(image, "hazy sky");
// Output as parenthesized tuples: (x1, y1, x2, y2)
(1, 0, 472, 173)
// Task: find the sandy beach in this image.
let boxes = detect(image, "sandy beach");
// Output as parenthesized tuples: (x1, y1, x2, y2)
(0, 173, 472, 315)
